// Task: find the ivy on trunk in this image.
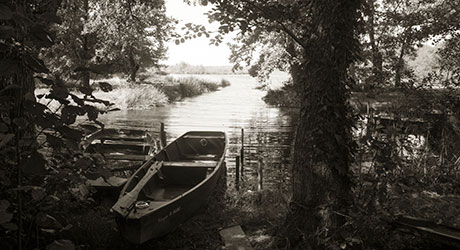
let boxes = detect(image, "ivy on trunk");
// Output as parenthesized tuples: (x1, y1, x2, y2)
(283, 1, 360, 249)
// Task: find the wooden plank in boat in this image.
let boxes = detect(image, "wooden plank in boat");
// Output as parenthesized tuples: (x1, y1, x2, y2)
(104, 154, 153, 161)
(183, 154, 218, 160)
(183, 135, 225, 139)
(219, 225, 254, 250)
(163, 161, 217, 168)
(91, 138, 149, 145)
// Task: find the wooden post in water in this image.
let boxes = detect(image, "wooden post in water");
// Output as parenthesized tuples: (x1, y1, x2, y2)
(160, 122, 166, 148)
(257, 158, 263, 191)
(235, 156, 240, 191)
(240, 128, 244, 176)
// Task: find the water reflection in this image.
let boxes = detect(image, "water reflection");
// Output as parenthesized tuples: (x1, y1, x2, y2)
(99, 73, 295, 189)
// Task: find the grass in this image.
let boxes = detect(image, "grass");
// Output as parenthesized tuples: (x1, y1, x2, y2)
(93, 82, 169, 110)
(91, 76, 230, 109)
(157, 76, 230, 102)
(36, 75, 231, 111)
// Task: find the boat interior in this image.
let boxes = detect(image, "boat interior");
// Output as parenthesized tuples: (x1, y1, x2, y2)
(122, 131, 226, 204)
(84, 128, 156, 157)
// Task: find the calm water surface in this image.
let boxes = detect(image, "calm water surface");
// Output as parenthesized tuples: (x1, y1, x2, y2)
(99, 73, 296, 189)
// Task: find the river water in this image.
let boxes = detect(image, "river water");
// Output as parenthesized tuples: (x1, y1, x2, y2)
(99, 73, 296, 190)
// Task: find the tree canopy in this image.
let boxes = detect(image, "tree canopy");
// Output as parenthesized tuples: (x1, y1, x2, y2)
(42, 0, 174, 83)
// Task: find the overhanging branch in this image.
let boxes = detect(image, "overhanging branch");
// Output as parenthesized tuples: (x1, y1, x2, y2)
(245, 0, 308, 50)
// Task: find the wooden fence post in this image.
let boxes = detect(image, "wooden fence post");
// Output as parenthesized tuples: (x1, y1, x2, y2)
(257, 158, 263, 191)
(235, 156, 240, 191)
(160, 122, 166, 148)
(240, 128, 244, 176)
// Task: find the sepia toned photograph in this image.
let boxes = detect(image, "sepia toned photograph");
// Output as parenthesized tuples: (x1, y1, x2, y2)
(0, 0, 459, 249)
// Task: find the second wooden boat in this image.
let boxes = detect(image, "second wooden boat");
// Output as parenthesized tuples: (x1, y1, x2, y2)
(82, 128, 157, 194)
(111, 131, 227, 244)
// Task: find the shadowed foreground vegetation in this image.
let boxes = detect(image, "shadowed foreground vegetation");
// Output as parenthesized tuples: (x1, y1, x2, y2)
(52, 169, 288, 250)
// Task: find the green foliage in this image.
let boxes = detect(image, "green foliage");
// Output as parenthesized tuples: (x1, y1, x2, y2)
(262, 80, 300, 108)
(0, 1, 125, 249)
(347, 93, 460, 249)
(358, 0, 460, 89)
(88, 0, 174, 81)
(42, 0, 174, 83)
(434, 34, 460, 86)
(207, 1, 304, 83)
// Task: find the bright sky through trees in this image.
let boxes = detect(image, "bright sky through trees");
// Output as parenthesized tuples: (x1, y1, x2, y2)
(163, 0, 233, 66)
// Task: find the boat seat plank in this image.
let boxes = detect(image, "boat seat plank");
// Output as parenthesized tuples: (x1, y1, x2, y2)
(96, 136, 147, 141)
(163, 161, 217, 168)
(145, 186, 191, 201)
(183, 135, 225, 139)
(104, 154, 153, 161)
(91, 140, 151, 146)
(182, 154, 219, 160)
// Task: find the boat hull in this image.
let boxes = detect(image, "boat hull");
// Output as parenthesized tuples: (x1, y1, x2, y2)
(117, 163, 225, 244)
(114, 131, 227, 244)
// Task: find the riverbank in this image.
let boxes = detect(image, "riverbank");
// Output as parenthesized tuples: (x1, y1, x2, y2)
(91, 76, 231, 110)
(35, 75, 231, 111)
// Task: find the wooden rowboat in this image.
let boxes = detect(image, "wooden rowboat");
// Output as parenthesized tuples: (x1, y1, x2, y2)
(83, 128, 157, 161)
(111, 131, 227, 244)
(82, 128, 158, 194)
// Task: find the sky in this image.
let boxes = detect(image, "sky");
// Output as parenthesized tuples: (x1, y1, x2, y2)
(162, 0, 233, 66)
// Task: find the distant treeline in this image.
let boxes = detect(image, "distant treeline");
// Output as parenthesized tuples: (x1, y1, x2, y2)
(164, 62, 248, 75)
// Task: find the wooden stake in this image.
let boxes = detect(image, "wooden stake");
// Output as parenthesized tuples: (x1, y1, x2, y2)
(257, 158, 263, 191)
(240, 128, 244, 175)
(160, 122, 166, 148)
(235, 156, 240, 191)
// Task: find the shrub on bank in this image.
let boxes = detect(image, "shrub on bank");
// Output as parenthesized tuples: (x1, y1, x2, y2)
(93, 84, 169, 110)
(220, 79, 231, 87)
(158, 76, 229, 102)
(263, 80, 300, 107)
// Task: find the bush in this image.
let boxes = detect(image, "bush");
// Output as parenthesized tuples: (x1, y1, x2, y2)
(263, 80, 300, 107)
(220, 79, 231, 87)
(158, 76, 229, 102)
(92, 83, 169, 110)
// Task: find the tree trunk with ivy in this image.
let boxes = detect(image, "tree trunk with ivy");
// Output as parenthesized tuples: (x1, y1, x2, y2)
(283, 1, 360, 249)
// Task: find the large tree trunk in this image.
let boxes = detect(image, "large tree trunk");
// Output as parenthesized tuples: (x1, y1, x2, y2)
(283, 1, 360, 249)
